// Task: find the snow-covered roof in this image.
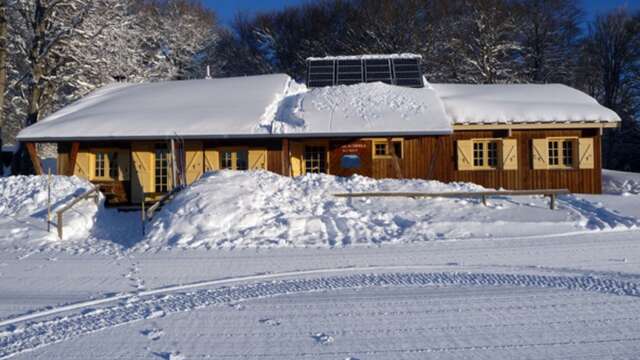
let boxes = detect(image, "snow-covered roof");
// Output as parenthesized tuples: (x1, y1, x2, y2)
(17, 75, 621, 142)
(431, 83, 620, 124)
(18, 74, 453, 141)
(306, 53, 422, 61)
(17, 74, 293, 141)
(262, 82, 451, 136)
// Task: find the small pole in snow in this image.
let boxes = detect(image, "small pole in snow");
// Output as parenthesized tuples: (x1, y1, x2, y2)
(205, 65, 212, 79)
(47, 168, 51, 232)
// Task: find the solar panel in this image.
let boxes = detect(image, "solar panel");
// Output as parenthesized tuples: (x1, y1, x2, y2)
(306, 55, 423, 88)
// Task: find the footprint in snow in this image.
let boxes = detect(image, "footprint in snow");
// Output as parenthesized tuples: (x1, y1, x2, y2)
(312, 332, 335, 345)
(141, 328, 164, 341)
(152, 351, 184, 360)
(259, 318, 281, 326)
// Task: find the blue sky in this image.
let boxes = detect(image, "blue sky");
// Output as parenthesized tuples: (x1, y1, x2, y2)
(205, 0, 640, 26)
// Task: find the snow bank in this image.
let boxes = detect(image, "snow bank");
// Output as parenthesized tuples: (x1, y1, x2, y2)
(431, 83, 620, 124)
(0, 176, 98, 246)
(269, 81, 451, 135)
(603, 170, 640, 195)
(144, 171, 637, 250)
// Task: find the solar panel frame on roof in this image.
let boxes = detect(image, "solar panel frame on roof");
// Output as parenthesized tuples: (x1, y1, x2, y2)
(306, 56, 424, 88)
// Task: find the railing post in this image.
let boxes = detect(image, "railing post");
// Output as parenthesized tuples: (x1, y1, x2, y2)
(481, 194, 487, 206)
(141, 200, 146, 236)
(57, 212, 63, 239)
(550, 193, 556, 210)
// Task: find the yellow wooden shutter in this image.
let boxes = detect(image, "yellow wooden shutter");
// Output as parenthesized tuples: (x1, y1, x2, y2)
(578, 138, 594, 169)
(248, 149, 268, 170)
(131, 143, 154, 203)
(501, 138, 518, 170)
(531, 139, 548, 170)
(204, 148, 219, 172)
(117, 149, 130, 181)
(456, 140, 473, 171)
(74, 151, 91, 179)
(290, 142, 304, 176)
(184, 142, 204, 184)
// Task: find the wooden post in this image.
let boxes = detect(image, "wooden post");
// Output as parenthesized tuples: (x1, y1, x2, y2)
(67, 142, 80, 176)
(141, 199, 146, 236)
(47, 169, 51, 232)
(57, 212, 63, 239)
(550, 193, 556, 210)
(170, 138, 178, 189)
(481, 194, 487, 206)
(282, 138, 290, 176)
(25, 142, 43, 175)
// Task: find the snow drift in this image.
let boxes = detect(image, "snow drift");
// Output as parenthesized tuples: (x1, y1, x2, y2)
(144, 171, 638, 250)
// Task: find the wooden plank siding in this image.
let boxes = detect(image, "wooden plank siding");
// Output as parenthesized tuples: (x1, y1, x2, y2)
(56, 128, 603, 205)
(367, 129, 601, 193)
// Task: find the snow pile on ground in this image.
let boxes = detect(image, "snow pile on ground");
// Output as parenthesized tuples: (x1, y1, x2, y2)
(271, 81, 451, 135)
(0, 175, 98, 246)
(603, 169, 640, 195)
(144, 171, 638, 250)
(0, 175, 140, 252)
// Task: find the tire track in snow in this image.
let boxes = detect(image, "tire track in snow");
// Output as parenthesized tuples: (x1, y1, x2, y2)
(1, 271, 640, 359)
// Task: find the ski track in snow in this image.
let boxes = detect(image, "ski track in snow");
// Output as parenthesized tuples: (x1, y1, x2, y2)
(1, 271, 640, 359)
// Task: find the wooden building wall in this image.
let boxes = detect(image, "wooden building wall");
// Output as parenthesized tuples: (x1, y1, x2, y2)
(368, 129, 601, 194)
(56, 128, 603, 205)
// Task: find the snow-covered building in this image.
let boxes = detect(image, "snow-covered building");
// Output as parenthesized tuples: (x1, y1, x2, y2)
(17, 54, 620, 204)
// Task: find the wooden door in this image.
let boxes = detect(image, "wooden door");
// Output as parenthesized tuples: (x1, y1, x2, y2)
(131, 143, 154, 203)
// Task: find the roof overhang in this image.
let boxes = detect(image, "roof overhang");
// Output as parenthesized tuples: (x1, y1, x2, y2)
(17, 129, 454, 143)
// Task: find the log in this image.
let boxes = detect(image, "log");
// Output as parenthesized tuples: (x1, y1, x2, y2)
(25, 142, 43, 175)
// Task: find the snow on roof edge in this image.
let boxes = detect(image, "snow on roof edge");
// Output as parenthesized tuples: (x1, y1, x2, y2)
(307, 53, 422, 61)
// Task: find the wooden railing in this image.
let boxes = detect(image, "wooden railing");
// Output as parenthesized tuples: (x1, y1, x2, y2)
(334, 189, 570, 210)
(55, 185, 101, 239)
(142, 186, 183, 235)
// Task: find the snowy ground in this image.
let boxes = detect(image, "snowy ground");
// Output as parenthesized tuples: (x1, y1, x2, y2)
(1, 170, 640, 359)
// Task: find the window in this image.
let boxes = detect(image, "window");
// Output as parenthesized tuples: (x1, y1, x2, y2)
(155, 147, 169, 193)
(548, 139, 575, 168)
(219, 149, 248, 170)
(108, 152, 118, 178)
(471, 140, 499, 169)
(95, 152, 105, 177)
(372, 139, 403, 159)
(304, 146, 326, 174)
(93, 150, 119, 180)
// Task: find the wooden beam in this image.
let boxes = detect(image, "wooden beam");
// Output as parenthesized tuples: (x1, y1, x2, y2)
(387, 137, 403, 179)
(25, 142, 43, 175)
(67, 142, 80, 176)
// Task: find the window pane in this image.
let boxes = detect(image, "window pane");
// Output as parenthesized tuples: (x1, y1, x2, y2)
(473, 142, 484, 167)
(236, 150, 248, 170)
(375, 143, 387, 156)
(108, 152, 118, 178)
(562, 140, 573, 166)
(548, 141, 559, 166)
(487, 142, 498, 167)
(95, 152, 105, 177)
(304, 146, 326, 174)
(155, 149, 169, 193)
(220, 151, 233, 169)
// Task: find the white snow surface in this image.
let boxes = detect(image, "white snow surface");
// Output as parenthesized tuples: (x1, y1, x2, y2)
(603, 169, 640, 195)
(266, 81, 451, 135)
(431, 83, 621, 124)
(306, 53, 422, 60)
(17, 74, 293, 141)
(144, 170, 637, 250)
